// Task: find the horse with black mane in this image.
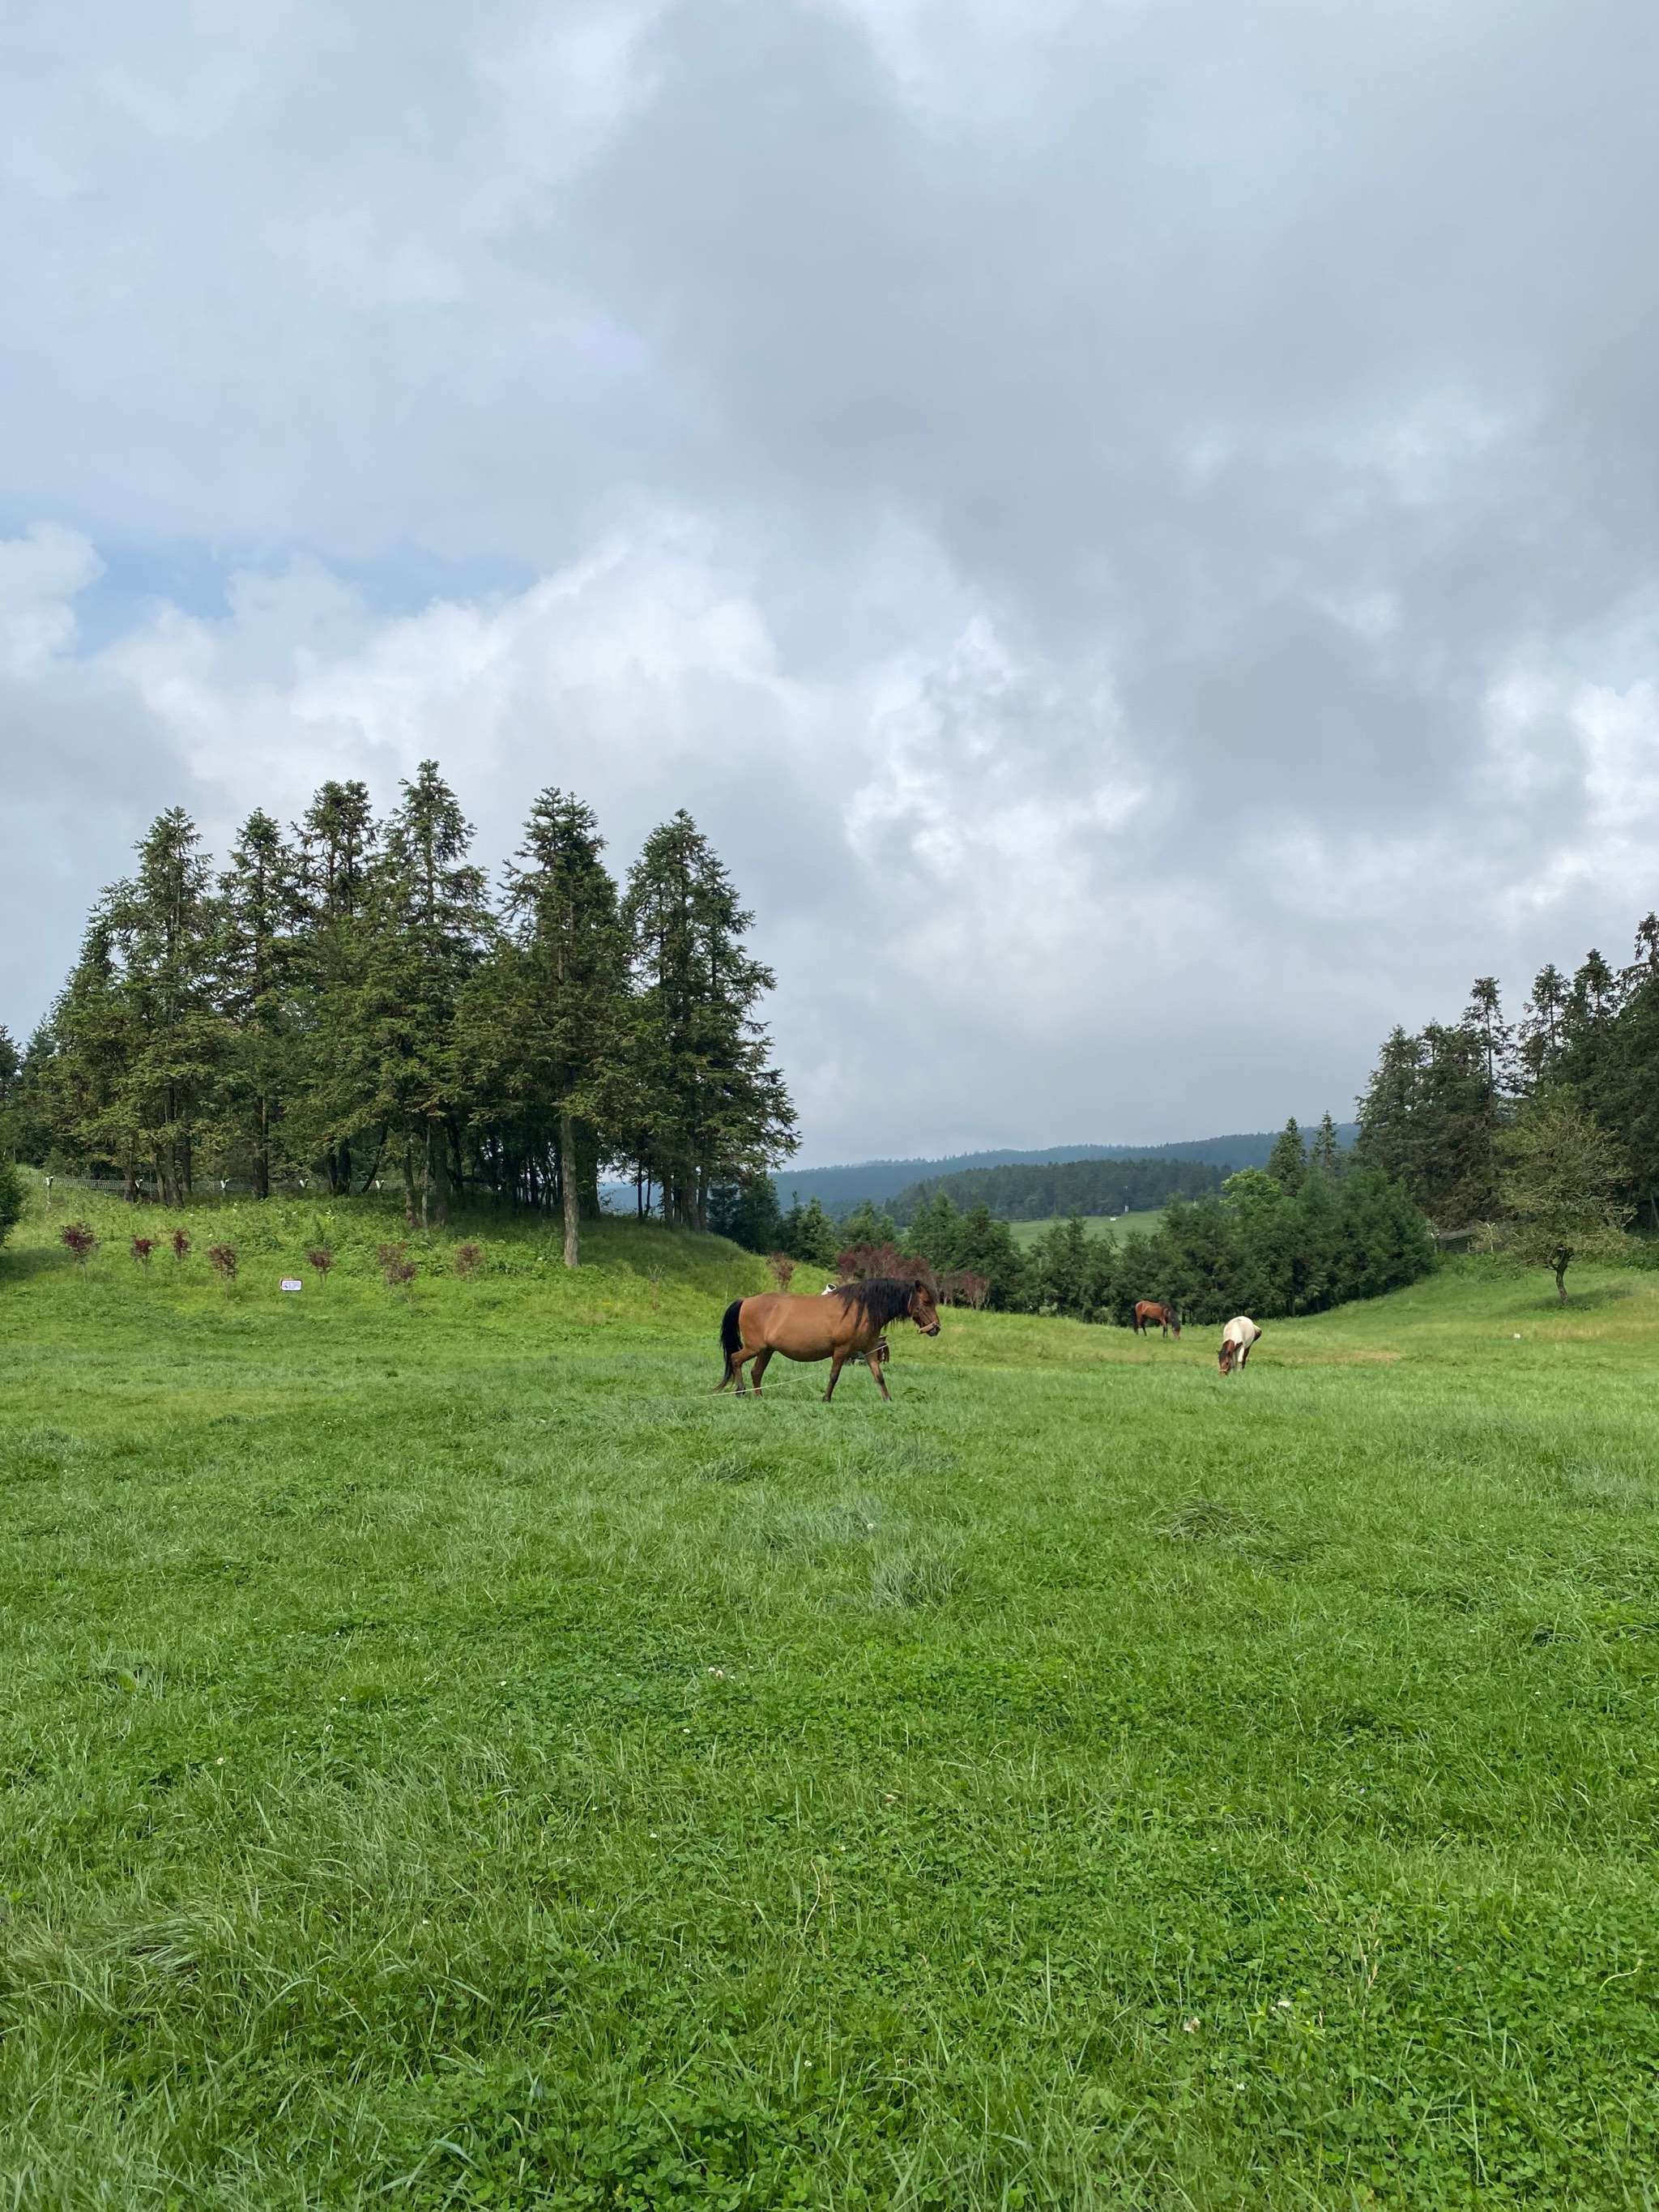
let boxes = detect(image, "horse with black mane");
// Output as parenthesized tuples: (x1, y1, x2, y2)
(716, 1275, 940, 1401)
(1132, 1300, 1180, 1339)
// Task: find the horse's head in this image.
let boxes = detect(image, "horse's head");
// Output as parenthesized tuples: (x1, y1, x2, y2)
(907, 1276, 941, 1335)
(1218, 1338, 1235, 1376)
(1167, 1308, 1181, 1338)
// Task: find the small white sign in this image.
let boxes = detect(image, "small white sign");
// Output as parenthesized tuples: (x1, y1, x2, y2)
(280, 1279, 303, 1293)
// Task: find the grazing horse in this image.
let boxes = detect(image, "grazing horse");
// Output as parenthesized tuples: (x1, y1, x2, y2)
(1218, 1315, 1261, 1375)
(716, 1275, 940, 1401)
(1132, 1300, 1181, 1339)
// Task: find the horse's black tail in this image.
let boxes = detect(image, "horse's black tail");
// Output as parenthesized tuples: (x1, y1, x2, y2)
(715, 1298, 744, 1389)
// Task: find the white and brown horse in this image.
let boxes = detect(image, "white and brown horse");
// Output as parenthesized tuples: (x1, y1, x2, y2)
(716, 1275, 940, 1401)
(1218, 1316, 1260, 1374)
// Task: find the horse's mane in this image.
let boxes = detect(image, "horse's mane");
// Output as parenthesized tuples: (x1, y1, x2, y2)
(829, 1275, 924, 1328)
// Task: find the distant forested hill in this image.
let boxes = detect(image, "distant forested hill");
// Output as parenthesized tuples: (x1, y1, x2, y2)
(772, 1127, 1358, 1215)
(885, 1155, 1226, 1224)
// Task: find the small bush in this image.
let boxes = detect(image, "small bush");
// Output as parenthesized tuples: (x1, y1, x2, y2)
(207, 1244, 237, 1283)
(377, 1242, 417, 1290)
(766, 1250, 796, 1290)
(60, 1222, 97, 1266)
(305, 1245, 335, 1279)
(171, 1229, 191, 1264)
(453, 1242, 482, 1279)
(0, 1159, 23, 1248)
(130, 1237, 157, 1266)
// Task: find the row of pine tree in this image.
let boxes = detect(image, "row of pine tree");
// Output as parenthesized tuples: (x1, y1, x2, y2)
(0, 765, 795, 1260)
(1352, 916, 1659, 1230)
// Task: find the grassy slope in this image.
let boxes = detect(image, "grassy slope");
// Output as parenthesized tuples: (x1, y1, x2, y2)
(3, 1185, 1659, 2206)
(1007, 1207, 1166, 1249)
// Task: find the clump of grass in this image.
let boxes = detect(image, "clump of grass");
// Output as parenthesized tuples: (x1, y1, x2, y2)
(207, 1244, 237, 1285)
(1159, 1498, 1261, 1541)
(59, 1222, 96, 1265)
(305, 1245, 335, 1281)
(453, 1242, 482, 1279)
(868, 1544, 962, 1608)
(170, 1228, 191, 1264)
(130, 1236, 157, 1266)
(377, 1242, 416, 1291)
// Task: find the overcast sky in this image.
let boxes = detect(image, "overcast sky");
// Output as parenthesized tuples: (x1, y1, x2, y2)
(3, 0, 1657, 1162)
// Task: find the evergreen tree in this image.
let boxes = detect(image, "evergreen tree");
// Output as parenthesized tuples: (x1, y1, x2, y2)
(51, 813, 224, 1201)
(623, 812, 795, 1228)
(216, 810, 301, 1198)
(467, 789, 627, 1266)
(1354, 1012, 1502, 1226)
(708, 1173, 783, 1253)
(1308, 1111, 1344, 1180)
(1517, 963, 1569, 1091)
(293, 780, 380, 1194)
(1265, 1117, 1307, 1190)
(337, 765, 488, 1228)
(778, 1194, 839, 1269)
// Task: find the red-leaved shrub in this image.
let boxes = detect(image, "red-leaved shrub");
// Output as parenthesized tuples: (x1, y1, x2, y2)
(377, 1242, 416, 1289)
(60, 1222, 96, 1266)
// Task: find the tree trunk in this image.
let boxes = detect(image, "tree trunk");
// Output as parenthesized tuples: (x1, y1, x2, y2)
(560, 1109, 581, 1269)
(402, 1139, 419, 1230)
(432, 1121, 449, 1228)
(1555, 1260, 1569, 1303)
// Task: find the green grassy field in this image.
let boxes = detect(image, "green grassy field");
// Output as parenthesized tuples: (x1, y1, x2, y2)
(1007, 1209, 1165, 1249)
(4, 1182, 1659, 2207)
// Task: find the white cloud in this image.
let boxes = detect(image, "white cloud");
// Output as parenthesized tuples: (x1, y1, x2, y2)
(0, 525, 101, 679)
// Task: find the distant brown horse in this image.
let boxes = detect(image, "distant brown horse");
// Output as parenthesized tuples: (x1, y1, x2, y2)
(1132, 1300, 1181, 1339)
(716, 1275, 940, 1401)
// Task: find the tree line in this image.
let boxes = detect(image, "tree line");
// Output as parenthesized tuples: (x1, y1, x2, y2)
(748, 1117, 1435, 1325)
(0, 766, 795, 1264)
(1346, 911, 1657, 1292)
(880, 1152, 1230, 1224)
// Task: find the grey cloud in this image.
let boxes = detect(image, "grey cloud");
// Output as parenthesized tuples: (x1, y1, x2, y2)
(2, 0, 1658, 1153)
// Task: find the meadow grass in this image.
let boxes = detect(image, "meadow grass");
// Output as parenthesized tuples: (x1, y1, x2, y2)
(3, 1181, 1659, 2206)
(1006, 1210, 1166, 1250)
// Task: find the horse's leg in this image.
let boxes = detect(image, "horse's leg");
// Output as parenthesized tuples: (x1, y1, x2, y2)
(750, 1347, 774, 1395)
(731, 1344, 761, 1395)
(823, 1352, 848, 1402)
(864, 1349, 892, 1402)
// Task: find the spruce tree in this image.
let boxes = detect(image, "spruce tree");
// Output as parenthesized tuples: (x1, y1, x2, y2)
(339, 765, 488, 1228)
(293, 780, 380, 1194)
(1266, 1117, 1307, 1190)
(623, 812, 795, 1229)
(217, 810, 301, 1198)
(1308, 1111, 1343, 1180)
(474, 789, 627, 1266)
(75, 811, 224, 1203)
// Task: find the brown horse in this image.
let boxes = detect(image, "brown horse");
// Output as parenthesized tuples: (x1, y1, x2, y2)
(716, 1275, 940, 1401)
(1132, 1300, 1181, 1339)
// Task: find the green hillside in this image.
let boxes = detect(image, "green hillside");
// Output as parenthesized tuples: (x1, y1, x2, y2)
(4, 1173, 1659, 2203)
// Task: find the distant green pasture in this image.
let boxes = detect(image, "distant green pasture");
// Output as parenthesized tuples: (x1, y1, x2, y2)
(3, 1180, 1659, 2206)
(1007, 1206, 1166, 1248)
